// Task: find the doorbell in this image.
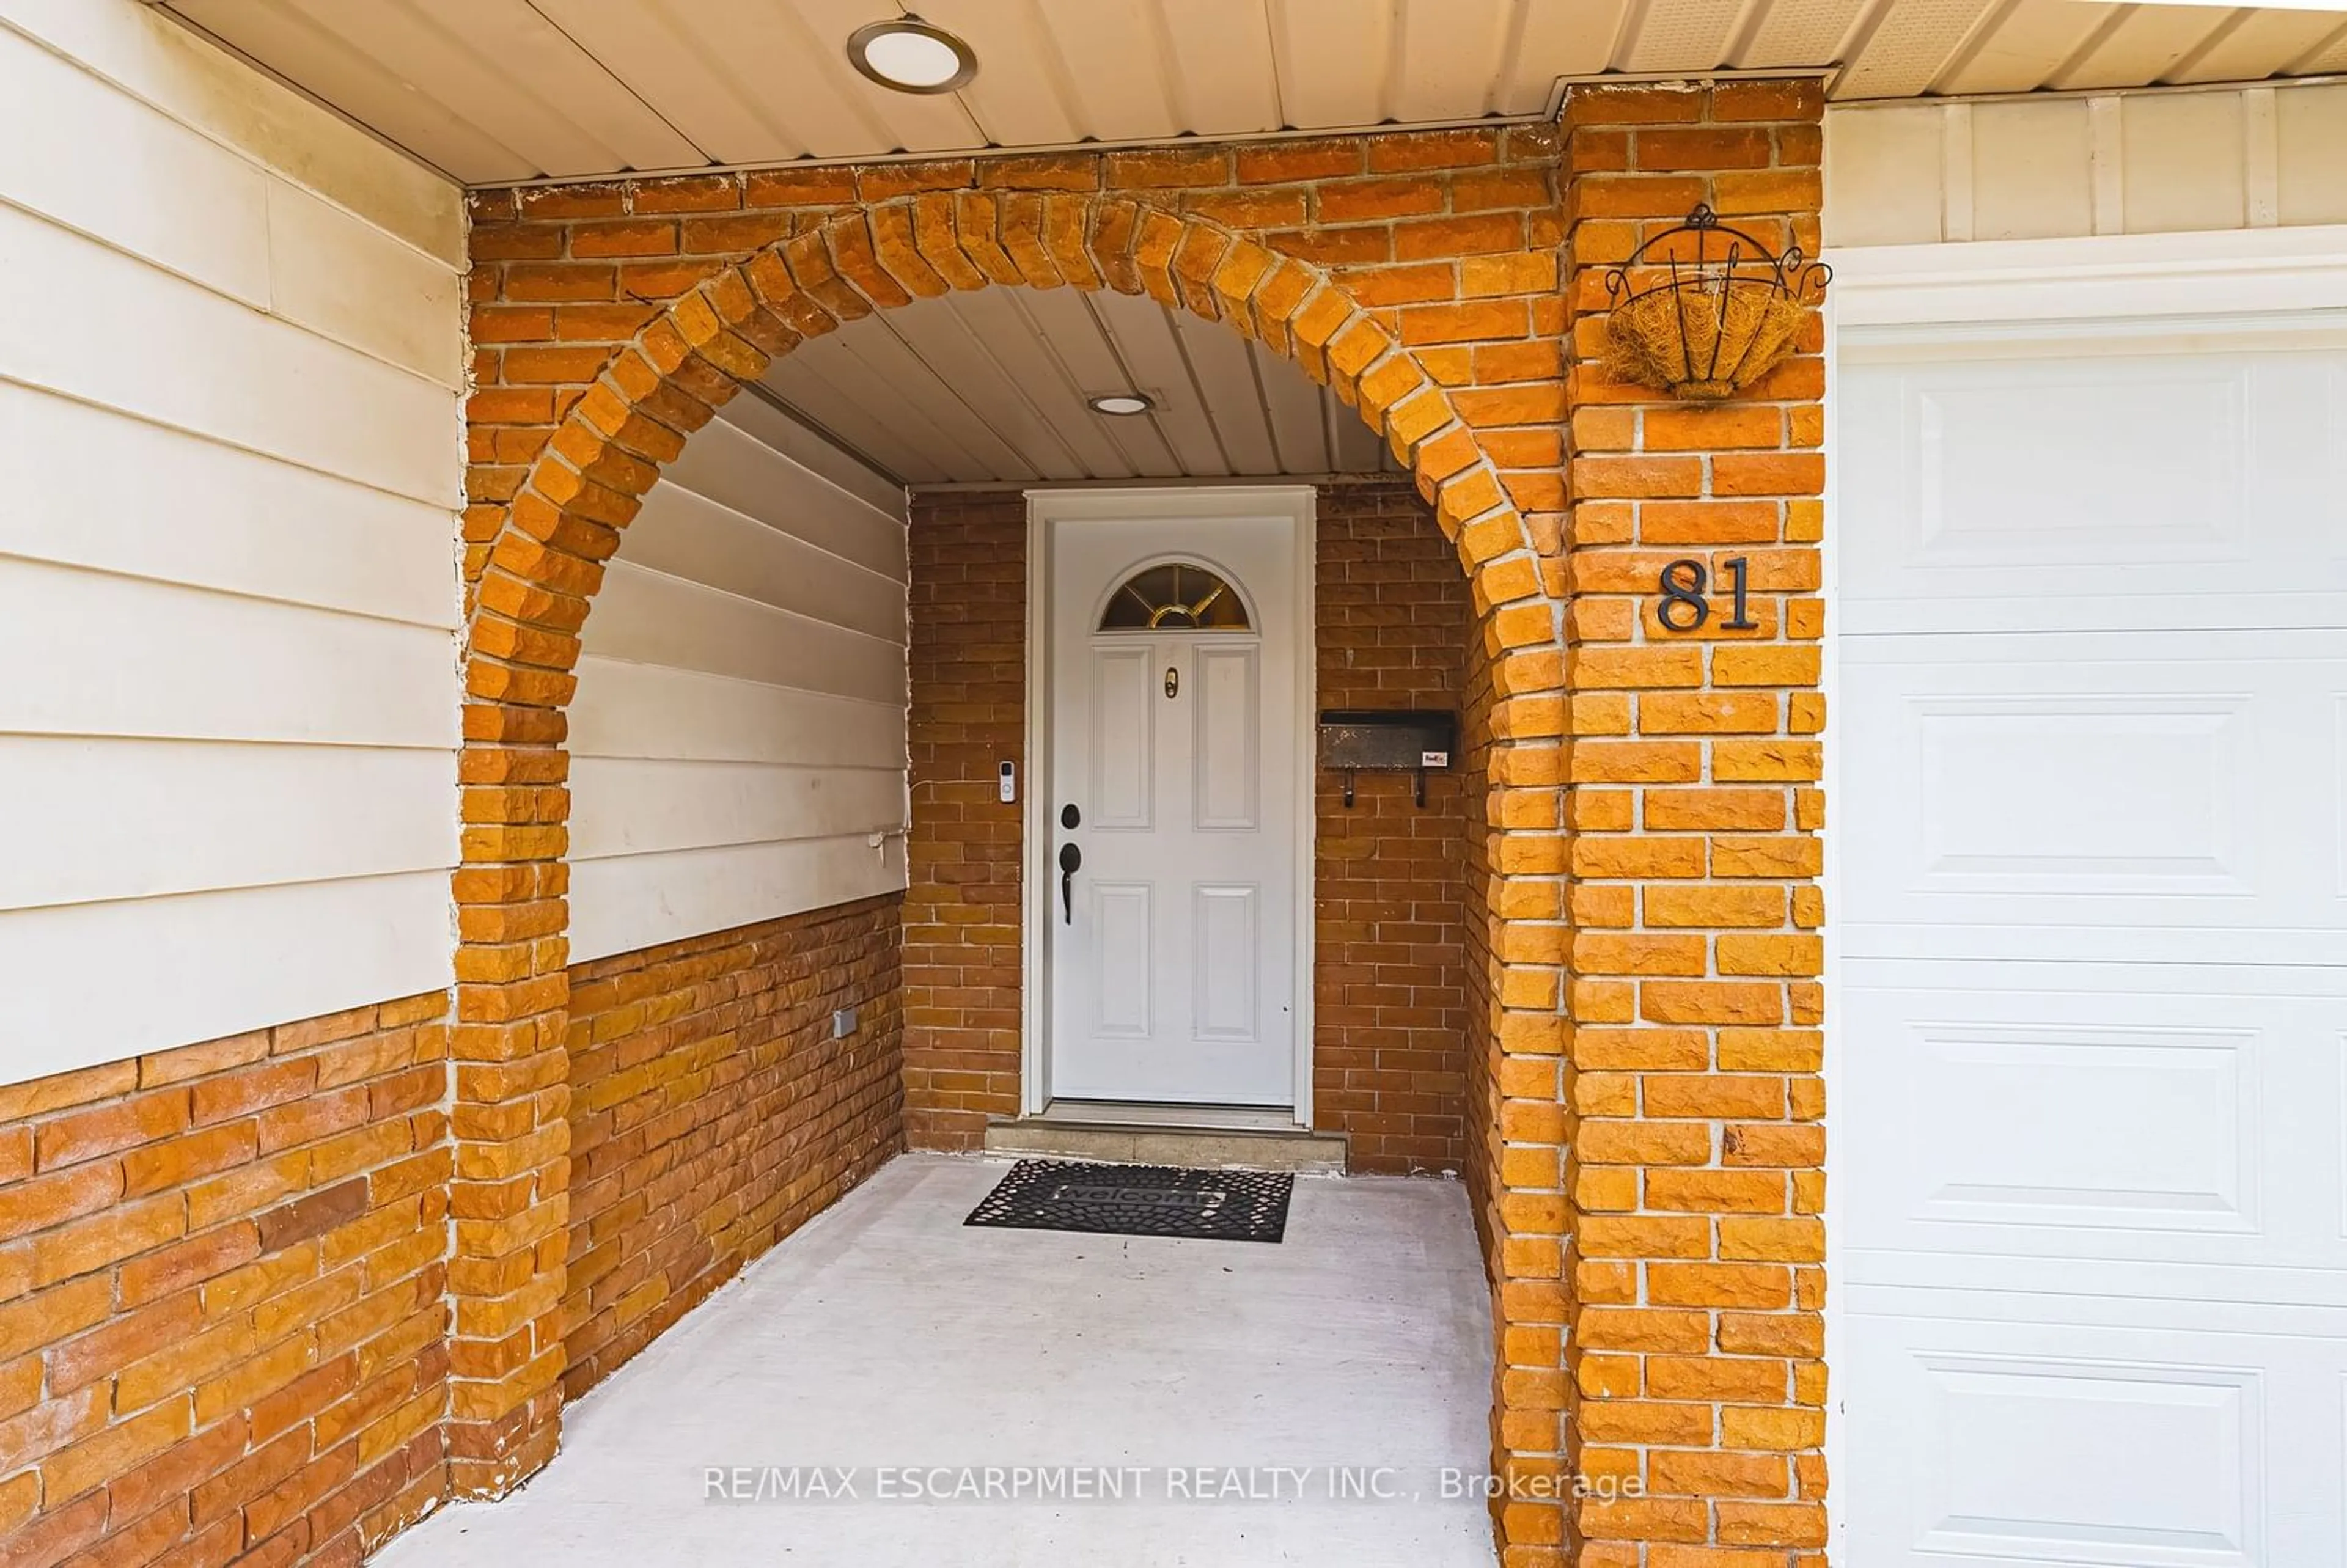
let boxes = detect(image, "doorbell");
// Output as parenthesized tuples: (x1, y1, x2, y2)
(998, 761, 1016, 804)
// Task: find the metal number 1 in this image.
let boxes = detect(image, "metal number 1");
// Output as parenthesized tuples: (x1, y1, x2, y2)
(1719, 555, 1757, 630)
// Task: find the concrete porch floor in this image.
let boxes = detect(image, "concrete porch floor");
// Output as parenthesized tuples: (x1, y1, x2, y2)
(375, 1153, 1500, 1567)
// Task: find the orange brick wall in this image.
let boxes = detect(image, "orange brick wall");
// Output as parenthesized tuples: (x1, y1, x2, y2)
(454, 124, 1577, 1491)
(457, 128, 1570, 593)
(0, 995, 452, 1566)
(1313, 480, 1472, 1173)
(902, 494, 1026, 1151)
(1457, 617, 1530, 1542)
(1456, 596, 1509, 1294)
(561, 897, 903, 1401)
(1558, 80, 1830, 1565)
(449, 101, 1827, 1559)
(900, 482, 1474, 1174)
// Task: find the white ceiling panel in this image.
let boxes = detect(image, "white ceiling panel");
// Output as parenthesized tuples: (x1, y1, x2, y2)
(1156, 0, 1285, 132)
(1254, 337, 1335, 474)
(1087, 287, 1235, 475)
(1269, 0, 1395, 126)
(1170, 310, 1281, 475)
(400, 0, 707, 170)
(916, 0, 1084, 147)
(2301, 24, 2347, 72)
(169, 0, 541, 182)
(752, 289, 1403, 487)
(1839, 0, 2006, 99)
(2048, 4, 2238, 90)
(954, 292, 1142, 478)
(786, 0, 990, 151)
(1393, 0, 1519, 122)
(1620, 0, 1753, 75)
(1507, 0, 1635, 101)
(1029, 0, 1187, 141)
(2169, 7, 2345, 82)
(1932, 0, 2114, 95)
(830, 314, 1041, 480)
(1015, 288, 1186, 475)
(240, 0, 667, 176)
(880, 297, 1090, 478)
(760, 335, 951, 483)
(166, 0, 2347, 184)
(523, 0, 825, 164)
(1739, 0, 1871, 71)
(1329, 394, 1389, 474)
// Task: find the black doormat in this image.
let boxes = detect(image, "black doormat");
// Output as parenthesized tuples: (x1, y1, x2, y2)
(965, 1160, 1292, 1243)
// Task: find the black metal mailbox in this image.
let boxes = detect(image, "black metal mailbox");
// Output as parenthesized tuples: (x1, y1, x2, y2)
(1317, 709, 1456, 808)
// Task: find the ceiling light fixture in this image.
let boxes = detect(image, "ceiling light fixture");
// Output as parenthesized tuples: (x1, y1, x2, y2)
(847, 18, 978, 94)
(1087, 393, 1155, 417)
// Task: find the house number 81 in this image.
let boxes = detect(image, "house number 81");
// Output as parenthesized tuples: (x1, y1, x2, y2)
(1656, 556, 1758, 633)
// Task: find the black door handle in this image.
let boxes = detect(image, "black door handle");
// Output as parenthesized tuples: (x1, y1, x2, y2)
(1058, 842, 1081, 924)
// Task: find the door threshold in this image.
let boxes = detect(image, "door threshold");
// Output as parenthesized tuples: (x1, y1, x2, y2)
(985, 1102, 1348, 1174)
(1032, 1099, 1300, 1132)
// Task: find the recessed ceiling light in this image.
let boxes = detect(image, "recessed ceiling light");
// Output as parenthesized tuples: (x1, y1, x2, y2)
(1088, 392, 1155, 416)
(847, 18, 977, 94)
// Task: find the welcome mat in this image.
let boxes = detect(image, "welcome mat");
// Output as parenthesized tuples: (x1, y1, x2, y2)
(964, 1160, 1292, 1244)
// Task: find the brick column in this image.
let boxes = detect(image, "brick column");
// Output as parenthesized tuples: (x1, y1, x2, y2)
(447, 700, 574, 1496)
(903, 492, 1028, 1149)
(1559, 81, 1829, 1564)
(1452, 479, 1573, 1562)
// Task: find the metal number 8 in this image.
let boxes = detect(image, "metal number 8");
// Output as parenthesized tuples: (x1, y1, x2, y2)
(1657, 559, 1710, 632)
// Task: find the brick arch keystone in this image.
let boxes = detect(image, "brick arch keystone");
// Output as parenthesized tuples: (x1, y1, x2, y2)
(447, 194, 1570, 1515)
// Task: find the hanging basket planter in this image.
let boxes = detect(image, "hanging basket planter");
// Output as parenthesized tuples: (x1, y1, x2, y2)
(1602, 205, 1829, 401)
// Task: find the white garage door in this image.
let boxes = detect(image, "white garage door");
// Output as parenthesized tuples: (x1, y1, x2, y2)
(1838, 309, 2347, 1564)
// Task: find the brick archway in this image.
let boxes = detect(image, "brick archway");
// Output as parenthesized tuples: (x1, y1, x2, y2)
(449, 192, 1570, 1510)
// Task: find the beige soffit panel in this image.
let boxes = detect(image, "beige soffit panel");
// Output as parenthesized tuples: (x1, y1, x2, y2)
(155, 0, 2347, 185)
(753, 290, 1403, 487)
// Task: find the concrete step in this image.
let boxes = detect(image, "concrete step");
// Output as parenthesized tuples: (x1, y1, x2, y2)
(980, 1117, 1349, 1174)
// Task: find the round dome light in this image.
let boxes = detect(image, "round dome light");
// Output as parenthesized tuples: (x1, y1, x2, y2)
(1087, 392, 1155, 417)
(847, 19, 977, 94)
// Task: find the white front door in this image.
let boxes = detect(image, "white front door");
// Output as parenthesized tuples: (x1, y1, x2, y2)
(1039, 499, 1304, 1107)
(1838, 317, 2347, 1562)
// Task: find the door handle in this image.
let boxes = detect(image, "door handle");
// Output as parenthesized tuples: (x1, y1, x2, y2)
(1057, 842, 1081, 925)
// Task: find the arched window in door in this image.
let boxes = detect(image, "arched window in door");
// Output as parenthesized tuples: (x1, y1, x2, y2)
(1097, 561, 1251, 631)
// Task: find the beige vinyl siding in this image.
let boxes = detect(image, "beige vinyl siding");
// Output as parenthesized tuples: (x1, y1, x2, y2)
(566, 395, 911, 964)
(1826, 79, 2347, 248)
(0, 0, 464, 1081)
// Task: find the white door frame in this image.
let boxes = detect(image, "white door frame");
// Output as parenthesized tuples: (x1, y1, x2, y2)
(1821, 220, 2347, 1561)
(1019, 485, 1318, 1124)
